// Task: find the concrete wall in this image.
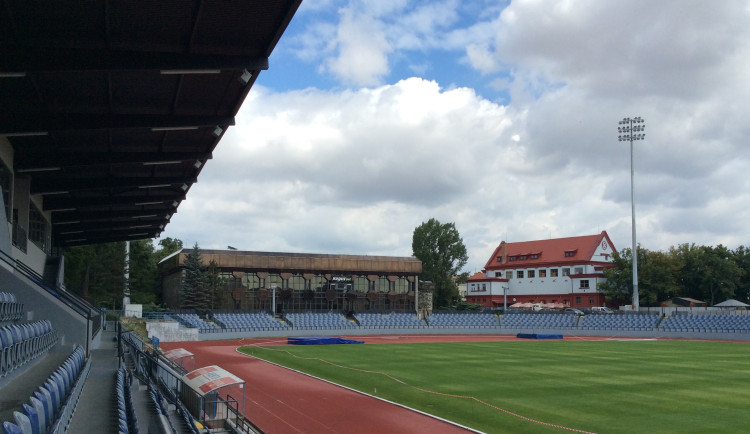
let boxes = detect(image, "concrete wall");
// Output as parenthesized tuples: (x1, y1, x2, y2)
(0, 264, 90, 353)
(147, 321, 199, 342)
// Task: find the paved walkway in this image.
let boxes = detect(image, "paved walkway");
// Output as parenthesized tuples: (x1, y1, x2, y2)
(68, 329, 119, 433)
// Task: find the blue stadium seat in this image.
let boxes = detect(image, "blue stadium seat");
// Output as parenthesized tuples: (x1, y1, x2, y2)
(21, 404, 40, 434)
(12, 412, 32, 434)
(28, 397, 46, 434)
(42, 380, 59, 418)
(32, 390, 52, 427)
(2, 421, 22, 434)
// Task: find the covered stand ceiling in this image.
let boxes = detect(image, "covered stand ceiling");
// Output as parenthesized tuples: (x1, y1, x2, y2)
(0, 0, 302, 247)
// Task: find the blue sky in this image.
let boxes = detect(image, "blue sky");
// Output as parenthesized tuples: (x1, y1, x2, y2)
(257, 0, 512, 102)
(160, 0, 750, 273)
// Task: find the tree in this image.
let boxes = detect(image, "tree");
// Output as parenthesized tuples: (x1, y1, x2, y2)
(638, 249, 681, 306)
(154, 237, 183, 263)
(181, 242, 208, 310)
(698, 245, 742, 306)
(128, 239, 158, 305)
(732, 246, 750, 304)
(671, 243, 704, 301)
(412, 218, 468, 309)
(599, 249, 634, 305)
(64, 242, 126, 308)
(599, 247, 680, 307)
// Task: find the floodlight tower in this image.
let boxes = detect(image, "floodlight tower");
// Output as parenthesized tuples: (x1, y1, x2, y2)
(618, 116, 645, 310)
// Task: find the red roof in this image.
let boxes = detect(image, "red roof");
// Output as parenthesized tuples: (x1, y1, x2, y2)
(468, 271, 485, 280)
(483, 231, 616, 270)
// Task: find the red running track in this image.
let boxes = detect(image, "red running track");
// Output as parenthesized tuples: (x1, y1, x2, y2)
(161, 336, 488, 433)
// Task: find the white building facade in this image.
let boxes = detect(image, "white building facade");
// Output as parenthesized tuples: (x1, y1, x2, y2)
(467, 231, 616, 309)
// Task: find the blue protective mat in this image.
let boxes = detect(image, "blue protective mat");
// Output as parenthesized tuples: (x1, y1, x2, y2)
(288, 337, 365, 345)
(516, 333, 564, 340)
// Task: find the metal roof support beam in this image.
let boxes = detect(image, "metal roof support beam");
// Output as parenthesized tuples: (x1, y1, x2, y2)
(0, 48, 269, 74)
(31, 176, 194, 194)
(0, 113, 234, 135)
(53, 209, 171, 224)
(16, 151, 212, 171)
(43, 194, 184, 212)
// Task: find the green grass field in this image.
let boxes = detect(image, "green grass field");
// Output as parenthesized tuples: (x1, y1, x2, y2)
(239, 339, 750, 433)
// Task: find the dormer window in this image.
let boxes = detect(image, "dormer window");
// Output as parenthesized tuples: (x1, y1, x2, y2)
(564, 249, 577, 257)
(530, 254, 539, 259)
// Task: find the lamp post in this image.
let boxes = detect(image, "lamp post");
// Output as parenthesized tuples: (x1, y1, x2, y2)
(618, 116, 645, 310)
(503, 285, 508, 313)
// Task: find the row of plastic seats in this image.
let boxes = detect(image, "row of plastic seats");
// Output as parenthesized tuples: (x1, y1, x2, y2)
(286, 313, 358, 329)
(660, 314, 750, 332)
(175, 397, 200, 434)
(147, 381, 165, 415)
(501, 313, 578, 328)
(356, 313, 427, 328)
(0, 292, 23, 322)
(428, 313, 499, 327)
(2, 344, 86, 434)
(1, 320, 57, 378)
(116, 368, 138, 434)
(213, 313, 289, 330)
(172, 314, 221, 330)
(147, 380, 178, 434)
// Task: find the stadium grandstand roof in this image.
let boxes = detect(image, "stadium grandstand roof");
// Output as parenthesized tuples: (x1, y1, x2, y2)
(0, 0, 302, 247)
(159, 248, 423, 276)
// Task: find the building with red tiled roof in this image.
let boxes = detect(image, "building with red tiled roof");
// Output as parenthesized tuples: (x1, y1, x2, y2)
(467, 231, 616, 309)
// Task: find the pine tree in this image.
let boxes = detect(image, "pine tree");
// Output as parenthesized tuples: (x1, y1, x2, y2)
(181, 242, 208, 310)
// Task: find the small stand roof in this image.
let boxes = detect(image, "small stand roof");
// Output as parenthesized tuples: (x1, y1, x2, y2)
(181, 365, 244, 397)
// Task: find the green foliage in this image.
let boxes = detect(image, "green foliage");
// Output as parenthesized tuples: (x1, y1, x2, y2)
(154, 237, 183, 263)
(454, 301, 482, 311)
(600, 243, 748, 306)
(412, 218, 468, 309)
(241, 340, 750, 433)
(64, 242, 126, 308)
(128, 239, 157, 305)
(181, 242, 209, 310)
(64, 237, 184, 310)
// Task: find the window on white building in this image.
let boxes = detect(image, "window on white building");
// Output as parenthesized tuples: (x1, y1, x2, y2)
(528, 270, 535, 278)
(580, 280, 590, 289)
(562, 268, 570, 276)
(517, 270, 524, 278)
(574, 267, 583, 275)
(507, 270, 513, 279)
(539, 269, 546, 278)
(550, 269, 558, 277)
